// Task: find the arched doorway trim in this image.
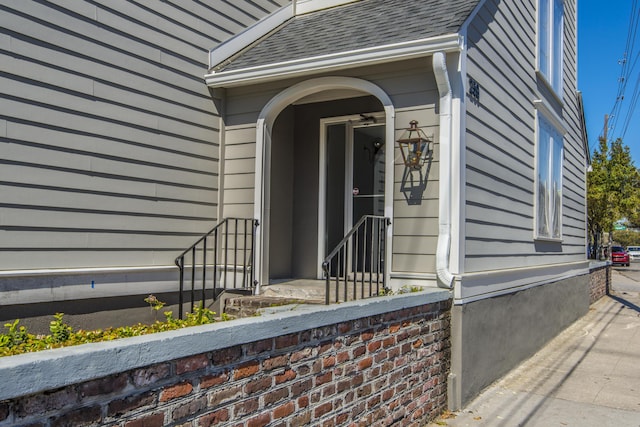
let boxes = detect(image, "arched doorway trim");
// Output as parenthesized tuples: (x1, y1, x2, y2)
(253, 77, 395, 290)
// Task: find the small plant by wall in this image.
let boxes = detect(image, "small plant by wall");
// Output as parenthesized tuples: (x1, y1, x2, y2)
(0, 297, 226, 357)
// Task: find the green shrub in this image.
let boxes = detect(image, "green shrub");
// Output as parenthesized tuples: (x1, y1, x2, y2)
(0, 299, 224, 358)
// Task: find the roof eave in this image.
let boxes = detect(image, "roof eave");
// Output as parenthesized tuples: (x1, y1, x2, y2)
(205, 34, 464, 88)
(209, 3, 294, 70)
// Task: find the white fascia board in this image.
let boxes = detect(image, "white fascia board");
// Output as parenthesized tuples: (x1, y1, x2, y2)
(209, 4, 294, 70)
(205, 34, 464, 88)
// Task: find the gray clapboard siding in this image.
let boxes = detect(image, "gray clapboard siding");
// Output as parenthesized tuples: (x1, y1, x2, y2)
(0, 0, 284, 274)
(464, 0, 585, 272)
(392, 254, 436, 273)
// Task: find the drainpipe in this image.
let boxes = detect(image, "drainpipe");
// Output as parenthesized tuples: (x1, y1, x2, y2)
(433, 52, 455, 289)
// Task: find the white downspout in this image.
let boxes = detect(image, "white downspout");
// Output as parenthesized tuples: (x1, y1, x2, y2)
(433, 52, 455, 289)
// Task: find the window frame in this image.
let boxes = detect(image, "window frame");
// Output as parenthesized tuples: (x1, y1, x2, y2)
(534, 104, 565, 241)
(537, 0, 564, 95)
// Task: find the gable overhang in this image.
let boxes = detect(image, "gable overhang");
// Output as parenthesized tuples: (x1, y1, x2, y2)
(205, 34, 464, 88)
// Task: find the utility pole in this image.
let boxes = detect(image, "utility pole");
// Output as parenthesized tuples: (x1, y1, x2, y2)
(603, 114, 608, 143)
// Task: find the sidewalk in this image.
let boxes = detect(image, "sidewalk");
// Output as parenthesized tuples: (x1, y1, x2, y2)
(430, 270, 640, 427)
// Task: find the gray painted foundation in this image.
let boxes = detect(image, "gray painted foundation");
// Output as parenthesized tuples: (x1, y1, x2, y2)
(449, 274, 590, 409)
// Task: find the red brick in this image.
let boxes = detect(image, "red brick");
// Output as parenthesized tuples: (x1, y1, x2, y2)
(80, 373, 129, 398)
(124, 413, 165, 427)
(337, 351, 350, 363)
(211, 346, 242, 365)
(291, 378, 312, 396)
(412, 338, 423, 348)
(172, 396, 207, 421)
(275, 333, 299, 349)
(273, 401, 295, 419)
(315, 371, 333, 386)
(360, 330, 374, 341)
(247, 412, 271, 427)
(337, 379, 351, 393)
(314, 401, 333, 418)
(357, 384, 372, 398)
(298, 395, 309, 408)
(176, 354, 210, 375)
(263, 354, 289, 371)
(401, 342, 412, 354)
(197, 408, 229, 426)
(234, 398, 259, 417)
(367, 394, 381, 409)
(318, 341, 333, 354)
(291, 411, 311, 427)
(15, 388, 77, 418)
(234, 361, 260, 380)
(275, 369, 297, 384)
(338, 322, 352, 334)
(353, 345, 366, 358)
(51, 406, 101, 427)
(367, 340, 382, 352)
(336, 412, 349, 424)
(322, 383, 336, 398)
(108, 391, 156, 417)
(323, 355, 336, 369)
(245, 376, 272, 394)
(382, 336, 395, 348)
(358, 356, 373, 370)
(291, 348, 312, 363)
(208, 385, 242, 406)
(132, 364, 171, 387)
(374, 350, 388, 364)
(246, 339, 273, 356)
(351, 373, 364, 387)
(200, 371, 229, 389)
(160, 382, 193, 402)
(264, 387, 289, 406)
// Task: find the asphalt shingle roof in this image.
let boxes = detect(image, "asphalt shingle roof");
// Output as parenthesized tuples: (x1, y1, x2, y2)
(216, 0, 480, 71)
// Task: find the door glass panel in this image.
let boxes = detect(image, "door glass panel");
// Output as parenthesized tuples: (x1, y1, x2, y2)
(352, 125, 385, 225)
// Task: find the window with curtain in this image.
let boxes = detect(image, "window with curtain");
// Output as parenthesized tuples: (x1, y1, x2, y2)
(538, 0, 564, 94)
(537, 114, 563, 239)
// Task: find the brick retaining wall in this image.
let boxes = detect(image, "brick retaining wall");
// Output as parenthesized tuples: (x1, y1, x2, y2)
(589, 262, 610, 304)
(0, 292, 451, 426)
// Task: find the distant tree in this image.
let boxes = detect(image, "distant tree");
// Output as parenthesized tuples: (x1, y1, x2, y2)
(587, 137, 640, 258)
(611, 229, 640, 248)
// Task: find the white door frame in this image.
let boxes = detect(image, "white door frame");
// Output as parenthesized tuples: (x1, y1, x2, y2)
(317, 113, 386, 279)
(253, 77, 395, 291)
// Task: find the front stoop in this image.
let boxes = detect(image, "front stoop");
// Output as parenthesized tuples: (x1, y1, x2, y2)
(223, 296, 323, 318)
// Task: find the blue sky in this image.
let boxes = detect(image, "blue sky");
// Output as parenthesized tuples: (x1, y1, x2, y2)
(578, 1, 639, 163)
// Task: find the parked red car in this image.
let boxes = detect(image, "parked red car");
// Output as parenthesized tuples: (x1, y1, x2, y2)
(611, 246, 630, 266)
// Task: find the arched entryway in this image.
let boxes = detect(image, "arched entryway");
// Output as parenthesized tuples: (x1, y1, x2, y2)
(253, 77, 395, 290)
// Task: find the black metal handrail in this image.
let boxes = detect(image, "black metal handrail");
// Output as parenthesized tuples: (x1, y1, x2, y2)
(175, 218, 258, 319)
(322, 215, 390, 305)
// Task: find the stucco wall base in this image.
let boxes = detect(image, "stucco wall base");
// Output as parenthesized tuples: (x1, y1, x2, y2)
(449, 274, 590, 409)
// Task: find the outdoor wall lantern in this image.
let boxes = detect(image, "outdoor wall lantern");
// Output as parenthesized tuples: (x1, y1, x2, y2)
(396, 120, 433, 170)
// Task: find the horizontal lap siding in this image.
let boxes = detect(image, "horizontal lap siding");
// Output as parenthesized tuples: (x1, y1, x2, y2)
(363, 61, 440, 274)
(0, 0, 285, 271)
(465, 0, 586, 273)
